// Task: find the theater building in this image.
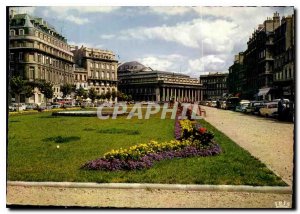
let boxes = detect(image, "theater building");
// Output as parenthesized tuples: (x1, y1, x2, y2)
(118, 61, 203, 102)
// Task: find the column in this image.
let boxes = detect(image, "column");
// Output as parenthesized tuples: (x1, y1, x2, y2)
(191, 89, 194, 102)
(167, 88, 169, 101)
(162, 87, 165, 102)
(170, 87, 173, 99)
(155, 87, 160, 102)
(174, 88, 177, 101)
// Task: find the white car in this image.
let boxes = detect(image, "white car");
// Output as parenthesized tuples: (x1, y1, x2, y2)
(259, 102, 278, 117)
(9, 103, 26, 111)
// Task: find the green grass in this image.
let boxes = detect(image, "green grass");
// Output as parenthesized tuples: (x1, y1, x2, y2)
(7, 110, 286, 186)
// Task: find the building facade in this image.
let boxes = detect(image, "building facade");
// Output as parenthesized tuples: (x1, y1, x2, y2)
(200, 72, 228, 100)
(71, 46, 118, 96)
(228, 11, 295, 101)
(227, 52, 245, 97)
(273, 15, 295, 101)
(118, 61, 202, 102)
(243, 12, 280, 100)
(9, 11, 74, 104)
(73, 65, 88, 90)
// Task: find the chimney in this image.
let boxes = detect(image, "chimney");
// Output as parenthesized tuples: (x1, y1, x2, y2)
(273, 11, 280, 29)
(9, 9, 15, 19)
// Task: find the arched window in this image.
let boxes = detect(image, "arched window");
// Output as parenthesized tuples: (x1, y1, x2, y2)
(10, 30, 15, 36)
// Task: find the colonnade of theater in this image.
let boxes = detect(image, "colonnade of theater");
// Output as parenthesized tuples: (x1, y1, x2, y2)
(158, 86, 203, 102)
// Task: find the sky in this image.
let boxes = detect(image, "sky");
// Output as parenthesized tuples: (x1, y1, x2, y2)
(11, 6, 294, 78)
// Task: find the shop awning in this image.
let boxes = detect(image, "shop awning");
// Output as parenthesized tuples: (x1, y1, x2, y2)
(257, 88, 271, 96)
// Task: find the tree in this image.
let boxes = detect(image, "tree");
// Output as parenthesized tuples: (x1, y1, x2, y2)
(111, 89, 117, 101)
(127, 94, 133, 102)
(10, 76, 25, 111)
(105, 91, 111, 100)
(60, 83, 74, 98)
(117, 91, 124, 101)
(100, 92, 106, 100)
(88, 88, 97, 103)
(38, 81, 54, 105)
(75, 86, 87, 99)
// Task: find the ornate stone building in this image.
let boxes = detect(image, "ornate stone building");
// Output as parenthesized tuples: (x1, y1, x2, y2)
(200, 72, 228, 100)
(71, 46, 118, 95)
(273, 14, 295, 101)
(9, 11, 74, 104)
(118, 61, 202, 102)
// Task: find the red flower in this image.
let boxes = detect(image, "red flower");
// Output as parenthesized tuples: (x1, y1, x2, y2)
(199, 127, 207, 134)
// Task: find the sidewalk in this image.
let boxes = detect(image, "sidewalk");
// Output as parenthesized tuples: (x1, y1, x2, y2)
(7, 183, 292, 208)
(201, 106, 294, 186)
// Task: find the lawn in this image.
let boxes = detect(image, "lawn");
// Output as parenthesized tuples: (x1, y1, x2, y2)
(7, 110, 286, 186)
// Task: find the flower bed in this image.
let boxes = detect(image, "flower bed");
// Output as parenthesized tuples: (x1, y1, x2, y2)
(82, 104, 222, 171)
(82, 144, 221, 171)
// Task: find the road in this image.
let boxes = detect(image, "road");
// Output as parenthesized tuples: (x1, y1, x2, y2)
(200, 106, 294, 186)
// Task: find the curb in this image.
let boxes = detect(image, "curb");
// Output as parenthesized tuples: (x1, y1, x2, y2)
(7, 181, 292, 194)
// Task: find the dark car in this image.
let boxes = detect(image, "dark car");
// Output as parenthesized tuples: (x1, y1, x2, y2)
(225, 97, 240, 110)
(246, 101, 266, 115)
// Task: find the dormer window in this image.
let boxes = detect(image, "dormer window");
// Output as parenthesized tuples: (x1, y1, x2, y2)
(19, 29, 24, 35)
(10, 30, 15, 36)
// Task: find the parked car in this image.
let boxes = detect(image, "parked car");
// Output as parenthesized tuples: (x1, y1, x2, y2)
(220, 101, 227, 109)
(259, 102, 278, 117)
(211, 101, 217, 107)
(51, 104, 61, 109)
(235, 100, 250, 112)
(9, 103, 26, 111)
(225, 97, 240, 110)
(25, 103, 37, 110)
(245, 101, 266, 115)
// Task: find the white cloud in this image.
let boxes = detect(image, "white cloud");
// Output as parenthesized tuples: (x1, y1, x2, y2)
(137, 54, 186, 72)
(10, 6, 36, 15)
(119, 18, 237, 55)
(37, 6, 120, 25)
(188, 55, 226, 73)
(46, 6, 120, 14)
(149, 6, 191, 16)
(65, 15, 89, 25)
(100, 34, 115, 39)
(69, 41, 103, 49)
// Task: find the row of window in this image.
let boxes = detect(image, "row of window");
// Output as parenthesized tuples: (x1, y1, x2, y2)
(274, 68, 294, 81)
(27, 66, 73, 84)
(205, 90, 227, 96)
(90, 71, 116, 80)
(10, 28, 70, 52)
(10, 52, 73, 72)
(88, 53, 114, 60)
(90, 62, 115, 70)
(10, 40, 73, 62)
(201, 78, 227, 83)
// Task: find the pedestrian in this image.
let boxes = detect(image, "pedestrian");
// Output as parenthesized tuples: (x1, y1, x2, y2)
(278, 97, 285, 121)
(216, 99, 220, 109)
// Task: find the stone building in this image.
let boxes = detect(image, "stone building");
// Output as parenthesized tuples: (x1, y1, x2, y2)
(73, 65, 88, 90)
(227, 52, 245, 97)
(199, 72, 228, 100)
(118, 61, 202, 102)
(228, 11, 295, 101)
(9, 11, 74, 104)
(71, 45, 118, 95)
(273, 15, 295, 101)
(243, 12, 282, 100)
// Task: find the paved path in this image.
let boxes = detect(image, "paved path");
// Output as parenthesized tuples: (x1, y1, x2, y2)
(7, 185, 292, 208)
(201, 106, 294, 186)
